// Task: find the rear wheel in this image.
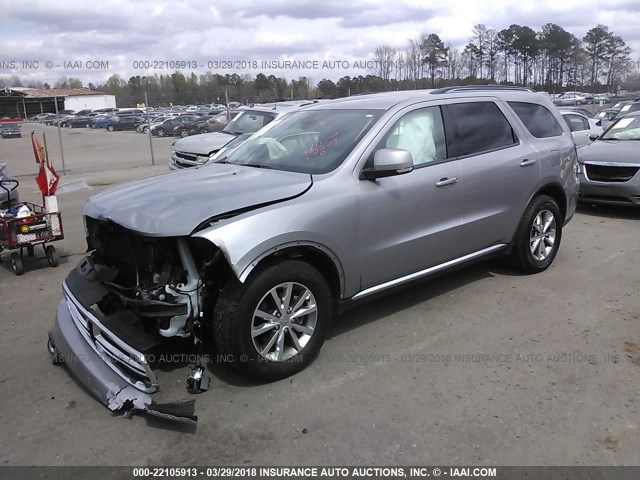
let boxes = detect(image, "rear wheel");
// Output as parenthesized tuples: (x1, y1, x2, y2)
(45, 245, 59, 267)
(511, 195, 563, 273)
(180, 130, 189, 137)
(10, 253, 24, 276)
(143, 126, 149, 134)
(107, 125, 114, 132)
(213, 260, 332, 380)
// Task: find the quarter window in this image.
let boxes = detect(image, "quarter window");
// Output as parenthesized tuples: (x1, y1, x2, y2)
(508, 101, 564, 138)
(447, 102, 517, 157)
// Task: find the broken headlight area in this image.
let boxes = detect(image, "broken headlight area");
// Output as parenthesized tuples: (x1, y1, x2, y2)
(82, 217, 205, 338)
(51, 217, 226, 423)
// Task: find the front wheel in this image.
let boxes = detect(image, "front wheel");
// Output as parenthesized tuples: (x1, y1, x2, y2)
(180, 130, 189, 137)
(143, 126, 149, 134)
(157, 128, 165, 137)
(107, 125, 114, 132)
(213, 260, 332, 380)
(510, 195, 563, 273)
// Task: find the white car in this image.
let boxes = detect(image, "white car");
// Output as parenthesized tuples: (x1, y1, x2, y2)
(560, 111, 603, 148)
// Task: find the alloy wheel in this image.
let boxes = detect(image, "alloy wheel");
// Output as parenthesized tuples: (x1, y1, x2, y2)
(530, 209, 556, 261)
(251, 282, 317, 361)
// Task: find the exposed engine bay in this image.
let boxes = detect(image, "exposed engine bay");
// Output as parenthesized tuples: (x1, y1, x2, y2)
(82, 216, 222, 340)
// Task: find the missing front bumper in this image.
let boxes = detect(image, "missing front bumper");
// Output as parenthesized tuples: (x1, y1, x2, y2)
(49, 298, 198, 425)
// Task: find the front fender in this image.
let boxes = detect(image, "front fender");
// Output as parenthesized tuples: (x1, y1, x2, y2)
(192, 194, 358, 298)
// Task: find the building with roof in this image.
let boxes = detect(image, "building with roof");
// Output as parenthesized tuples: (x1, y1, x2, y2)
(0, 87, 116, 118)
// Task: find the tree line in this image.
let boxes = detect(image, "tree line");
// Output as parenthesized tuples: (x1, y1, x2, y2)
(368, 23, 635, 92)
(1, 22, 639, 106)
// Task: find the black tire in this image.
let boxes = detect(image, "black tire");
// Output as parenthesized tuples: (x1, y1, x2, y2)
(45, 245, 59, 267)
(198, 129, 207, 135)
(157, 128, 165, 137)
(180, 130, 189, 137)
(213, 260, 332, 380)
(10, 253, 24, 276)
(86, 123, 91, 128)
(107, 125, 114, 132)
(143, 126, 149, 134)
(511, 195, 563, 274)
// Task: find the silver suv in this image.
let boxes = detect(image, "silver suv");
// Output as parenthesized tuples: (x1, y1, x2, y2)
(49, 87, 578, 415)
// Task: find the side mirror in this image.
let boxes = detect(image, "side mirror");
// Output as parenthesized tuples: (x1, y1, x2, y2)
(362, 148, 414, 180)
(588, 133, 600, 142)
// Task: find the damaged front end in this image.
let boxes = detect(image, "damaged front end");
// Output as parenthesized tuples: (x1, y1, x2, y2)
(48, 217, 224, 425)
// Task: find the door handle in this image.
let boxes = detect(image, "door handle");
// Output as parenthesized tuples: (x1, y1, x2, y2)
(435, 177, 458, 187)
(520, 159, 537, 167)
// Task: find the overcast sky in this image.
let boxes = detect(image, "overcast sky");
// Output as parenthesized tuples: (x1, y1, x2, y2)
(1, 0, 639, 85)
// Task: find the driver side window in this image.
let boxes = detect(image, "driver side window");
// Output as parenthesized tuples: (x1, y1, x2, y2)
(370, 106, 448, 168)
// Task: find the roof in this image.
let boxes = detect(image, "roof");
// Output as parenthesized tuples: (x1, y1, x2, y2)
(306, 87, 549, 111)
(6, 87, 107, 98)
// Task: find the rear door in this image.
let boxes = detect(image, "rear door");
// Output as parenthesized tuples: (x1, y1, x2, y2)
(444, 99, 541, 252)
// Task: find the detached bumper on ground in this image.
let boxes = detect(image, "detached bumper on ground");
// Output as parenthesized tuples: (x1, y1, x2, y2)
(49, 296, 198, 425)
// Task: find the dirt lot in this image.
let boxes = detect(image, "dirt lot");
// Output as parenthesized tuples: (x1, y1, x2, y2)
(0, 123, 639, 466)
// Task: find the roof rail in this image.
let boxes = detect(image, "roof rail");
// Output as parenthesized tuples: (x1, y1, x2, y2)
(429, 85, 537, 94)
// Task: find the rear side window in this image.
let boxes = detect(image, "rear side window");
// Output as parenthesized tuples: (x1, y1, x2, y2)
(447, 102, 517, 157)
(508, 102, 564, 138)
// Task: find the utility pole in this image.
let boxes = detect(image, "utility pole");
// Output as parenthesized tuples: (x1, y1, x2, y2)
(53, 96, 66, 175)
(141, 77, 155, 166)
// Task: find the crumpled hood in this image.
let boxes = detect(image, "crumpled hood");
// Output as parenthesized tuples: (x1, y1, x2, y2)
(173, 132, 235, 156)
(578, 140, 640, 165)
(84, 164, 312, 236)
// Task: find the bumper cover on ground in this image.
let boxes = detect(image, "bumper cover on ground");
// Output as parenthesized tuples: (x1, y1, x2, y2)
(49, 299, 197, 425)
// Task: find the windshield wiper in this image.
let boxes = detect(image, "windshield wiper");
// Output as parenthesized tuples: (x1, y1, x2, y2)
(242, 163, 274, 170)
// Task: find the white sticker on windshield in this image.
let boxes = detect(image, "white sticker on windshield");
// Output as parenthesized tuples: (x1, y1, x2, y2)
(621, 105, 632, 112)
(612, 118, 634, 129)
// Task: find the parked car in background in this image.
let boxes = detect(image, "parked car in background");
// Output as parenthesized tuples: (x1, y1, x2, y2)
(0, 163, 19, 209)
(107, 116, 145, 131)
(555, 93, 589, 106)
(90, 115, 119, 129)
(169, 106, 295, 169)
(557, 106, 594, 118)
(136, 117, 165, 134)
(560, 111, 603, 148)
(577, 112, 640, 206)
(48, 87, 579, 418)
(612, 101, 640, 121)
(61, 116, 92, 128)
(0, 123, 21, 139)
(173, 111, 239, 137)
(594, 108, 619, 130)
(592, 94, 612, 105)
(43, 114, 65, 126)
(151, 115, 202, 136)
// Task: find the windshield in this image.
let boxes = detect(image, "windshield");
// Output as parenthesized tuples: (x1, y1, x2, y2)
(601, 116, 640, 140)
(222, 109, 382, 174)
(223, 110, 276, 135)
